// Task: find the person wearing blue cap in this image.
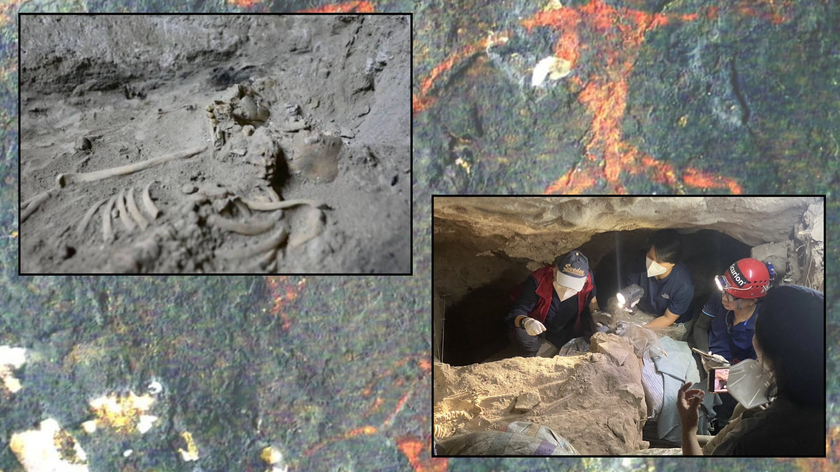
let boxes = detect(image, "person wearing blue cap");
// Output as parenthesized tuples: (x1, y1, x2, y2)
(505, 250, 600, 357)
(677, 284, 825, 456)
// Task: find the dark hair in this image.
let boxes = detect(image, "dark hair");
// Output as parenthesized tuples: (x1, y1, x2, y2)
(648, 229, 682, 264)
(754, 285, 824, 407)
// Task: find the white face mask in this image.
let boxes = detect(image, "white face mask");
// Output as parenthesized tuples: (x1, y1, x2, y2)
(554, 281, 578, 302)
(559, 288, 577, 302)
(646, 257, 668, 278)
(727, 359, 774, 409)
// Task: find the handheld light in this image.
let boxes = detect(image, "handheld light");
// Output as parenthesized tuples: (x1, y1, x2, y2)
(616, 284, 644, 313)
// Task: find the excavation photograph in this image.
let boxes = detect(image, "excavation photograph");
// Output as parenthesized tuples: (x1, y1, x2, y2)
(19, 14, 410, 273)
(432, 196, 825, 457)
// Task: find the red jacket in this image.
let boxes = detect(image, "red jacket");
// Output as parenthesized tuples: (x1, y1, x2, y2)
(511, 265, 595, 335)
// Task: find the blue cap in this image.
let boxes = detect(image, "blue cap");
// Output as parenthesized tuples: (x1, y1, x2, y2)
(554, 251, 589, 291)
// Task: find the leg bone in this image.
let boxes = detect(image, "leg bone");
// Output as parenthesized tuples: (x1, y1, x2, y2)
(21, 188, 60, 223)
(242, 198, 328, 211)
(56, 146, 205, 187)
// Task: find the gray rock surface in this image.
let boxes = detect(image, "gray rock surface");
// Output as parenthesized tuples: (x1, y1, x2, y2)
(20, 15, 410, 273)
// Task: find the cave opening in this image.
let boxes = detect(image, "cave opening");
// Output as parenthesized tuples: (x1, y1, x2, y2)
(436, 228, 752, 367)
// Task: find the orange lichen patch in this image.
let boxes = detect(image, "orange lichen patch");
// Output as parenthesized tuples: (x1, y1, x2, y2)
(363, 396, 386, 417)
(302, 353, 431, 465)
(383, 388, 413, 427)
(227, 0, 263, 7)
(774, 427, 840, 472)
(88, 392, 155, 433)
(397, 437, 448, 472)
(419, 358, 431, 372)
(683, 167, 743, 194)
(706, 5, 721, 20)
(265, 277, 308, 331)
(524, 0, 699, 192)
(304, 425, 379, 457)
(413, 32, 511, 116)
(522, 8, 581, 67)
(544, 166, 599, 194)
(416, 1, 791, 195)
(734, 0, 793, 25)
(298, 1, 375, 13)
(641, 156, 679, 187)
(832, 426, 840, 459)
(0, 0, 25, 28)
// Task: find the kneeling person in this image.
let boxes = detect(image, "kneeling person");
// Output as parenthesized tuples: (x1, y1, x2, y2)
(505, 250, 598, 357)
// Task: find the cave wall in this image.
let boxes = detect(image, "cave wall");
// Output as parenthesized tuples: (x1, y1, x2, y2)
(433, 197, 825, 364)
(434, 196, 822, 301)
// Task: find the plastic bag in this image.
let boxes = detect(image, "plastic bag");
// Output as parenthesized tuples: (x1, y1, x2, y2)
(558, 337, 590, 357)
(435, 421, 579, 456)
(616, 322, 667, 359)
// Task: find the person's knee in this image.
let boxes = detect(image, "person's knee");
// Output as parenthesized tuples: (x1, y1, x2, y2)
(508, 326, 540, 357)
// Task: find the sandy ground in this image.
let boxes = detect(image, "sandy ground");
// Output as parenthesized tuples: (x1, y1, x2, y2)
(20, 15, 410, 273)
(434, 333, 648, 455)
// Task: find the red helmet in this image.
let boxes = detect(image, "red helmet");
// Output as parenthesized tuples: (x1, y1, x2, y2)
(714, 258, 773, 299)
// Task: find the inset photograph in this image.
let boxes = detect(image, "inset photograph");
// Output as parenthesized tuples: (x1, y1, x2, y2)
(432, 196, 825, 457)
(19, 14, 410, 273)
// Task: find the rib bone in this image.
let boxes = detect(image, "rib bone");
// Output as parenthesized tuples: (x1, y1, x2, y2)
(102, 196, 116, 243)
(126, 187, 149, 230)
(76, 197, 108, 237)
(116, 189, 136, 232)
(56, 146, 205, 187)
(246, 248, 278, 273)
(215, 226, 288, 260)
(207, 215, 274, 235)
(142, 181, 161, 219)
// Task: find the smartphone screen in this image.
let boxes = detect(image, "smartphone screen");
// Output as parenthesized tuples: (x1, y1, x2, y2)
(709, 368, 729, 393)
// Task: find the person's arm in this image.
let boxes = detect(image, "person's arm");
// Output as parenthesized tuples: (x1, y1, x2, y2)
(625, 269, 639, 289)
(504, 276, 539, 328)
(682, 427, 704, 456)
(693, 310, 713, 353)
(677, 382, 705, 456)
(648, 279, 693, 328)
(589, 296, 599, 313)
(645, 309, 680, 328)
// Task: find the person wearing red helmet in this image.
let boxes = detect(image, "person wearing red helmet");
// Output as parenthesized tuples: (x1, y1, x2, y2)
(691, 258, 776, 433)
(678, 285, 824, 456)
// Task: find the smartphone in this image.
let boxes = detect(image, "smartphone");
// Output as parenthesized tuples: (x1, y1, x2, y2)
(691, 347, 720, 360)
(709, 367, 729, 393)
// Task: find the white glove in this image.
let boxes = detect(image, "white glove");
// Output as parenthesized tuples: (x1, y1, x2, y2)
(701, 351, 730, 374)
(521, 317, 546, 336)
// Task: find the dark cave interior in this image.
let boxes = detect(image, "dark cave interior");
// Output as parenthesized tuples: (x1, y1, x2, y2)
(437, 228, 752, 366)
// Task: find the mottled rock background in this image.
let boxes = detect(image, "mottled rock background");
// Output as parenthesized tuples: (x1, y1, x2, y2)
(1, 1, 839, 472)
